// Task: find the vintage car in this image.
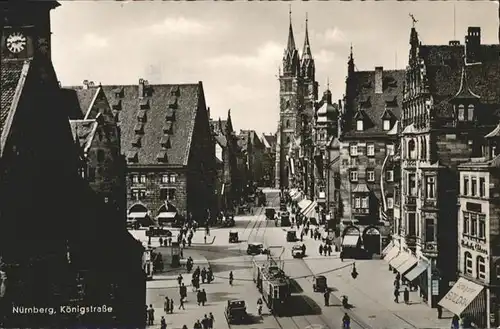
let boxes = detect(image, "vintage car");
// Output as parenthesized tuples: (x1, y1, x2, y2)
(229, 231, 239, 243)
(225, 299, 247, 324)
(280, 211, 291, 227)
(286, 230, 297, 242)
(247, 243, 267, 255)
(291, 244, 306, 258)
(145, 226, 172, 237)
(313, 275, 328, 292)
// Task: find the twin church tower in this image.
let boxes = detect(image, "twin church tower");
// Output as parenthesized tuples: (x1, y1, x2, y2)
(275, 10, 319, 189)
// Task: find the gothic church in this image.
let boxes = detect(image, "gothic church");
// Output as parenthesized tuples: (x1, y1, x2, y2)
(275, 12, 318, 190)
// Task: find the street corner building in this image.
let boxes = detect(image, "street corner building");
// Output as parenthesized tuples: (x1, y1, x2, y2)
(67, 79, 217, 226)
(338, 46, 405, 256)
(386, 25, 500, 315)
(0, 1, 145, 327)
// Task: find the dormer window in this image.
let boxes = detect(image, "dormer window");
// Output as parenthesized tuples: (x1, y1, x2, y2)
(160, 135, 171, 148)
(383, 119, 391, 131)
(137, 110, 147, 123)
(356, 119, 364, 131)
(139, 99, 149, 110)
(468, 104, 474, 121)
(163, 122, 173, 134)
(166, 108, 175, 120)
(458, 104, 465, 121)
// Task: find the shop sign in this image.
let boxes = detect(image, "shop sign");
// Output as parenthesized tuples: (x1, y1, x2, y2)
(461, 239, 488, 255)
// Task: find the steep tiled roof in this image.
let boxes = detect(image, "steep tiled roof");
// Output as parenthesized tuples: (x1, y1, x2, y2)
(69, 119, 98, 152)
(344, 69, 405, 137)
(66, 83, 202, 166)
(261, 133, 277, 149)
(1, 60, 28, 135)
(237, 133, 249, 151)
(241, 130, 264, 149)
(420, 44, 500, 118)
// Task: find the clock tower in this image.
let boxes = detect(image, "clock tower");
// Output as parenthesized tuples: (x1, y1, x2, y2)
(1, 1, 60, 61)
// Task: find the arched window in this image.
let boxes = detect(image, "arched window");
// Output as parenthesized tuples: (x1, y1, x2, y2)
(458, 104, 465, 121)
(477, 256, 486, 280)
(408, 140, 416, 159)
(464, 252, 473, 275)
(467, 104, 475, 121)
(286, 136, 290, 144)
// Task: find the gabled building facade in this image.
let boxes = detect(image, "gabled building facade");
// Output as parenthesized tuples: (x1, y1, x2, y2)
(63, 85, 127, 225)
(275, 12, 318, 196)
(67, 80, 216, 225)
(339, 47, 405, 256)
(240, 129, 266, 186)
(393, 26, 500, 309)
(0, 2, 145, 327)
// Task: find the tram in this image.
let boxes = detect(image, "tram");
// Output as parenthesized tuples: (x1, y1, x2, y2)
(251, 256, 290, 315)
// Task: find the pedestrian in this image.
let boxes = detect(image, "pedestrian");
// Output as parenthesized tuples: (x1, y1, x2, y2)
(201, 314, 209, 329)
(310, 229, 313, 238)
(323, 290, 330, 306)
(204, 235, 207, 244)
(169, 298, 174, 313)
(201, 288, 207, 306)
(201, 267, 207, 284)
(147, 304, 155, 325)
(145, 305, 149, 325)
(319, 244, 323, 256)
(394, 288, 400, 303)
(193, 319, 202, 329)
(451, 315, 459, 329)
(182, 238, 186, 249)
(177, 274, 183, 286)
(403, 287, 410, 304)
(197, 290, 202, 306)
(208, 312, 214, 329)
(160, 316, 167, 329)
(437, 304, 443, 319)
(191, 277, 197, 292)
(393, 278, 400, 290)
(159, 237, 164, 247)
(229, 271, 234, 286)
(179, 296, 185, 310)
(164, 297, 170, 314)
(327, 244, 332, 256)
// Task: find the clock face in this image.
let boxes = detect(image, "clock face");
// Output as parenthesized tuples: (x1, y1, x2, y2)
(6, 32, 27, 54)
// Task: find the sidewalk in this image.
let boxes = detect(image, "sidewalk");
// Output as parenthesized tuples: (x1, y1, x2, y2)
(304, 257, 453, 329)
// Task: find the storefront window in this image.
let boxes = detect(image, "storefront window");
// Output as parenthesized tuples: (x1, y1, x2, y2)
(465, 252, 473, 275)
(477, 256, 486, 280)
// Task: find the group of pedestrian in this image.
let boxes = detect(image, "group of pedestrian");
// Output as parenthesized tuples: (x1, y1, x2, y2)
(393, 273, 410, 304)
(163, 296, 175, 314)
(319, 243, 332, 256)
(191, 265, 214, 291)
(159, 235, 173, 247)
(192, 312, 215, 329)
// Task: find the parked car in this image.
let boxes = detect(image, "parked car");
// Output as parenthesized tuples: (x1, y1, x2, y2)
(291, 244, 306, 258)
(247, 243, 268, 255)
(225, 299, 247, 324)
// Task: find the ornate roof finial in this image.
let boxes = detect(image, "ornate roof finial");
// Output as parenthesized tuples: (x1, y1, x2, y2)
(289, 4, 292, 24)
(409, 13, 418, 28)
(327, 77, 330, 90)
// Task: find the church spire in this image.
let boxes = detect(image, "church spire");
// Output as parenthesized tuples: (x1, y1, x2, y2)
(301, 12, 315, 80)
(348, 44, 355, 75)
(282, 5, 300, 77)
(286, 5, 296, 53)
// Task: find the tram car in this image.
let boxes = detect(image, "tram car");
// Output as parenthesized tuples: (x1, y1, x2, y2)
(251, 256, 290, 315)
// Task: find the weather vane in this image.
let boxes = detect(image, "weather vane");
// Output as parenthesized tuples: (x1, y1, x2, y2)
(409, 13, 418, 28)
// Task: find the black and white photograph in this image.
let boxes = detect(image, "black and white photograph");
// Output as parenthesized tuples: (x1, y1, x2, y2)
(1, 0, 500, 328)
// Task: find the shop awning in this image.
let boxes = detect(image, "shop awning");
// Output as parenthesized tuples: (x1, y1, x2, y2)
(292, 192, 303, 202)
(381, 241, 394, 256)
(128, 212, 148, 219)
(298, 199, 312, 210)
(395, 255, 418, 274)
(404, 260, 430, 282)
(342, 235, 360, 248)
(384, 246, 400, 262)
(389, 252, 411, 269)
(301, 201, 317, 217)
(157, 212, 176, 219)
(438, 277, 484, 316)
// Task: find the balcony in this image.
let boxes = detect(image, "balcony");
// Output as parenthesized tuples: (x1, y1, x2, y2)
(405, 196, 417, 205)
(405, 235, 417, 248)
(421, 241, 438, 256)
(422, 198, 438, 209)
(404, 159, 417, 168)
(352, 208, 370, 215)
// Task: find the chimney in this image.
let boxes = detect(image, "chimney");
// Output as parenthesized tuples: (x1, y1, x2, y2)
(375, 66, 383, 94)
(83, 79, 89, 89)
(465, 27, 481, 63)
(449, 40, 461, 46)
(138, 78, 145, 98)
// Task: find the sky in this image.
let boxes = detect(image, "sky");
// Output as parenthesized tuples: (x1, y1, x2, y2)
(51, 1, 499, 135)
